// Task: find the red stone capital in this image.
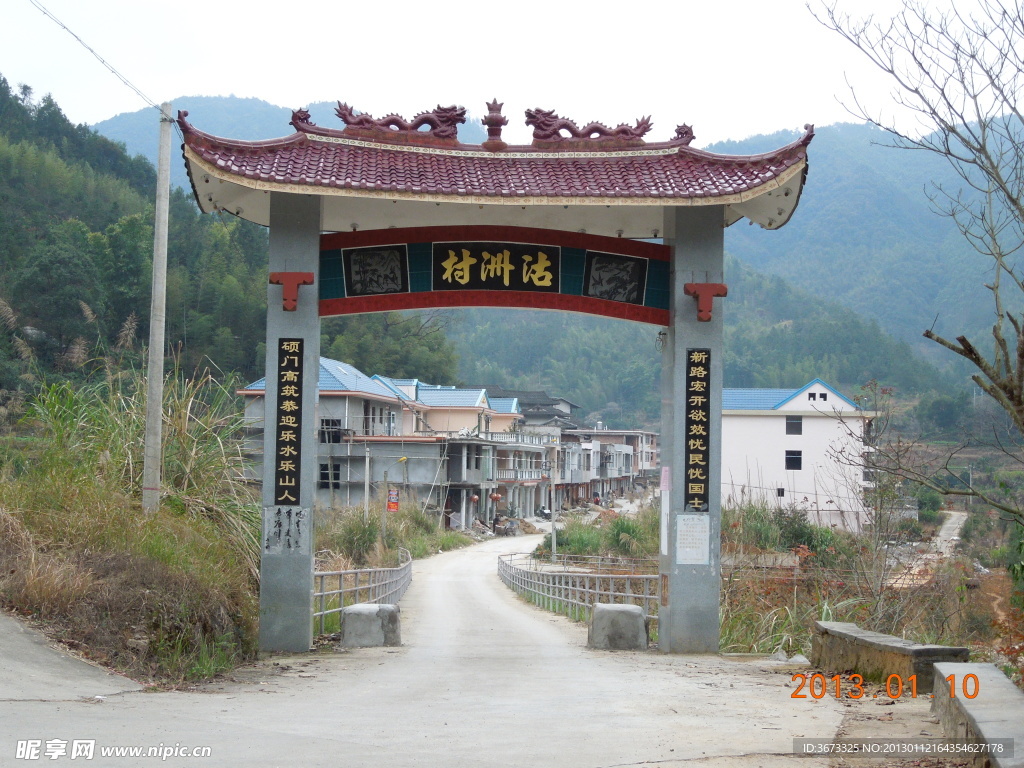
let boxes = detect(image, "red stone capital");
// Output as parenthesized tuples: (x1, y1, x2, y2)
(269, 272, 315, 311)
(683, 283, 728, 322)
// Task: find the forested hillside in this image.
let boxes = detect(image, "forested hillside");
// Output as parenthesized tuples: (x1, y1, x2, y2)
(449, 256, 947, 428)
(0, 77, 460, 411)
(714, 123, 991, 361)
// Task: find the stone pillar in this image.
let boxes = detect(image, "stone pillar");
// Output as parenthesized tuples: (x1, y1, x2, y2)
(658, 206, 724, 653)
(260, 193, 321, 653)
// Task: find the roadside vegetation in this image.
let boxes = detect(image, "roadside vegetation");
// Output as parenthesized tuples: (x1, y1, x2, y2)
(0, 355, 260, 683)
(314, 503, 472, 571)
(528, 494, 1008, 661)
(0, 318, 470, 683)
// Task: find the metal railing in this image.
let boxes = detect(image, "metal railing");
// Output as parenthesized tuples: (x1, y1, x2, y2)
(313, 548, 413, 635)
(496, 468, 544, 481)
(498, 553, 660, 632)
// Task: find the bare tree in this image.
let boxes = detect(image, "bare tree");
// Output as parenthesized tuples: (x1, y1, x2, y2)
(815, 0, 1024, 517)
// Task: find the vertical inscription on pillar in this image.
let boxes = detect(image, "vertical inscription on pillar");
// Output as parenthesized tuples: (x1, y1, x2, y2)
(678, 347, 712, 565)
(684, 348, 710, 512)
(268, 338, 305, 552)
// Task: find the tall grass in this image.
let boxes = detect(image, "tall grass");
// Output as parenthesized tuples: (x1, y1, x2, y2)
(537, 505, 662, 558)
(0, 366, 259, 681)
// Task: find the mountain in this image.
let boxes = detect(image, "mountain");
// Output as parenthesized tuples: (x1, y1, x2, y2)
(711, 123, 986, 363)
(447, 254, 946, 429)
(81, 92, 966, 411)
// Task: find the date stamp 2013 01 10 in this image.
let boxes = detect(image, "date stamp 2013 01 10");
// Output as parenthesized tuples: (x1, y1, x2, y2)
(790, 672, 980, 700)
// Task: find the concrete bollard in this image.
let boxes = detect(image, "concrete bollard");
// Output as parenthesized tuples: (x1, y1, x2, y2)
(588, 604, 648, 650)
(340, 604, 401, 647)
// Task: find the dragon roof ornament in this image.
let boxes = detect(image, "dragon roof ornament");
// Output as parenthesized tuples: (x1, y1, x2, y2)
(333, 102, 466, 142)
(525, 108, 654, 148)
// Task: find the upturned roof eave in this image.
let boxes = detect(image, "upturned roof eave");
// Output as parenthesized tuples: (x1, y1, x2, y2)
(178, 114, 812, 233)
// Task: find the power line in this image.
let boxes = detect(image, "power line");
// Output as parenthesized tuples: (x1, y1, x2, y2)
(28, 0, 157, 111)
(27, 0, 183, 142)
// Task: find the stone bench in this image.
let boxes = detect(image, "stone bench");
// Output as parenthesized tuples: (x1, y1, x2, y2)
(588, 604, 648, 650)
(811, 621, 968, 689)
(932, 662, 1024, 768)
(340, 604, 401, 647)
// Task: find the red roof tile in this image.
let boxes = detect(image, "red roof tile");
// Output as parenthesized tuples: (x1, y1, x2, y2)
(179, 113, 812, 205)
(177, 108, 813, 234)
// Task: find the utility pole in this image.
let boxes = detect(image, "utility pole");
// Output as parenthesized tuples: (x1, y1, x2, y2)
(142, 102, 172, 514)
(364, 442, 371, 522)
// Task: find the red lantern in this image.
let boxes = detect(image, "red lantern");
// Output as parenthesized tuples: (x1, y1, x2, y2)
(470, 495, 479, 502)
(489, 493, 501, 501)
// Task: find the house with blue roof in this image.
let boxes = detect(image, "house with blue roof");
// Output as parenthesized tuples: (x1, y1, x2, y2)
(721, 379, 870, 529)
(239, 358, 569, 527)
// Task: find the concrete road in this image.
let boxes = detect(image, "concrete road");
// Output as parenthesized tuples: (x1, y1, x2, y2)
(2, 534, 846, 767)
(934, 510, 968, 558)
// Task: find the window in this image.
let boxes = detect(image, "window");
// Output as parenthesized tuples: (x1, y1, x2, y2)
(320, 419, 343, 443)
(820, 392, 828, 401)
(785, 415, 803, 435)
(808, 392, 817, 401)
(776, 487, 785, 498)
(319, 461, 341, 489)
(785, 450, 802, 471)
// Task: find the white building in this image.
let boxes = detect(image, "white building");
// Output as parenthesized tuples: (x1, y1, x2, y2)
(721, 379, 870, 530)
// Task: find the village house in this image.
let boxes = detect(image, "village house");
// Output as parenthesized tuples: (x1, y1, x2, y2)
(720, 379, 871, 529)
(242, 362, 868, 530)
(240, 358, 643, 528)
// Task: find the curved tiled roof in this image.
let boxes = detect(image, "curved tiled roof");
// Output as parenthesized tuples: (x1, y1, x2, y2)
(178, 107, 813, 236)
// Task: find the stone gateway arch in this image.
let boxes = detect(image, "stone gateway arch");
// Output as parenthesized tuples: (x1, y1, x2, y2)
(177, 101, 813, 653)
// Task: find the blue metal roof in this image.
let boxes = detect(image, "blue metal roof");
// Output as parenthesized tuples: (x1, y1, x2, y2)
(371, 375, 415, 400)
(243, 358, 400, 400)
(723, 379, 859, 410)
(722, 388, 795, 410)
(417, 387, 488, 408)
(489, 397, 520, 414)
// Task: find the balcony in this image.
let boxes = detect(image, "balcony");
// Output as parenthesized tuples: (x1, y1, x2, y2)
(496, 469, 545, 482)
(482, 432, 557, 446)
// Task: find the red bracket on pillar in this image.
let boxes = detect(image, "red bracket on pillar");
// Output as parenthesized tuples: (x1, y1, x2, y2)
(269, 272, 314, 311)
(683, 283, 728, 322)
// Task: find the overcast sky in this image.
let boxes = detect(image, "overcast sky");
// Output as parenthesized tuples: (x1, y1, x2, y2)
(4, 0, 949, 148)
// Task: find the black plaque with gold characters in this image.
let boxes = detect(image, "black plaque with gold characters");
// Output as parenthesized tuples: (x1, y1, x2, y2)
(273, 338, 304, 507)
(683, 349, 711, 512)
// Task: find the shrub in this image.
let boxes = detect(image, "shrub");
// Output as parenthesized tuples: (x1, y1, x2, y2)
(896, 517, 924, 541)
(774, 507, 816, 550)
(605, 516, 647, 556)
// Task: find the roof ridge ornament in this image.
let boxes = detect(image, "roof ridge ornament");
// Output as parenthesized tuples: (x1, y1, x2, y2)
(290, 108, 316, 130)
(481, 99, 508, 152)
(334, 102, 467, 143)
(525, 108, 653, 148)
(673, 124, 695, 145)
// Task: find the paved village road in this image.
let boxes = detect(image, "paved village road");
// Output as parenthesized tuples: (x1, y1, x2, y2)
(1, 534, 853, 768)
